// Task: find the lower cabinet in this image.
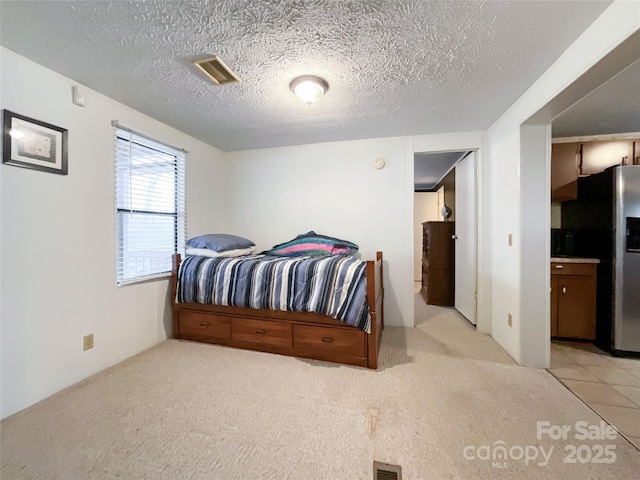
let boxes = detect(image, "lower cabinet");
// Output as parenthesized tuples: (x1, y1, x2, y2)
(550, 262, 597, 340)
(550, 276, 559, 337)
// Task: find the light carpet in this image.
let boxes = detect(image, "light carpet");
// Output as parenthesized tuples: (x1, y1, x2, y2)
(2, 296, 638, 479)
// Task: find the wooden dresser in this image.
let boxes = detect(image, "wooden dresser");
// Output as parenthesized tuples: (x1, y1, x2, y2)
(421, 221, 455, 306)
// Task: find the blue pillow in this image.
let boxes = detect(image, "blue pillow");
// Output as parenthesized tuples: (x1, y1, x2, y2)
(186, 234, 255, 252)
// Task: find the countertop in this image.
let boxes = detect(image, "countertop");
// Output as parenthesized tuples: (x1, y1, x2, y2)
(551, 257, 601, 264)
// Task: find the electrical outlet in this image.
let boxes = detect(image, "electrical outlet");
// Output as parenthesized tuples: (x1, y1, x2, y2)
(508, 313, 513, 327)
(83, 334, 94, 351)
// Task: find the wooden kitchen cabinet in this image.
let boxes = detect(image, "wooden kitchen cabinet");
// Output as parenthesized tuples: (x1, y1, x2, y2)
(580, 140, 633, 175)
(550, 261, 597, 340)
(550, 276, 559, 337)
(551, 142, 579, 202)
(551, 139, 640, 201)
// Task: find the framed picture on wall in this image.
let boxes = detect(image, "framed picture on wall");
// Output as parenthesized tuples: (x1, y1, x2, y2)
(2, 110, 68, 175)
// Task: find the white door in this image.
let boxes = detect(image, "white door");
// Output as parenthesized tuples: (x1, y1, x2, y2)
(454, 152, 477, 324)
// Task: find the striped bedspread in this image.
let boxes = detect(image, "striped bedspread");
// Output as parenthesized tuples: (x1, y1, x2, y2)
(176, 254, 371, 333)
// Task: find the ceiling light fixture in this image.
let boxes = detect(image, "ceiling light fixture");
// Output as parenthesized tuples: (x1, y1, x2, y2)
(290, 76, 329, 105)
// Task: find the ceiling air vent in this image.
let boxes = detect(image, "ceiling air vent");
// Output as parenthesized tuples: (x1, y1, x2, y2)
(193, 56, 240, 85)
(373, 461, 402, 480)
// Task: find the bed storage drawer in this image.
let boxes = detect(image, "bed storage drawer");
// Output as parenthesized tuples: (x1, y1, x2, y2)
(231, 318, 292, 347)
(293, 324, 366, 357)
(179, 311, 231, 340)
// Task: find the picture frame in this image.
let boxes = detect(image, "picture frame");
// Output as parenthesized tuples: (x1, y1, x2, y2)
(2, 109, 68, 175)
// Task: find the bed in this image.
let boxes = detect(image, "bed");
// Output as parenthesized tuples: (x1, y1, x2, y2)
(170, 251, 384, 369)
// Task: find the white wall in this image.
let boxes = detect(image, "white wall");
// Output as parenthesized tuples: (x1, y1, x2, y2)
(484, 1, 640, 367)
(436, 186, 445, 220)
(520, 125, 551, 367)
(414, 193, 439, 282)
(0, 47, 226, 418)
(486, 128, 522, 359)
(225, 137, 411, 326)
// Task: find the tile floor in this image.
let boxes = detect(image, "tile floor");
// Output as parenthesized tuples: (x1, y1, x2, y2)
(550, 341, 640, 449)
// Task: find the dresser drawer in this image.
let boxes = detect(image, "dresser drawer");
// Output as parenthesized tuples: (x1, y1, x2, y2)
(551, 262, 596, 276)
(231, 318, 292, 347)
(293, 324, 366, 357)
(179, 311, 231, 340)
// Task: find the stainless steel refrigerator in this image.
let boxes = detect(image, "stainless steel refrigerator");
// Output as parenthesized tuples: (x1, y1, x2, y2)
(563, 165, 640, 355)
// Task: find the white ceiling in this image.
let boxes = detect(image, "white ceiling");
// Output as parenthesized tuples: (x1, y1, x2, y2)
(0, 1, 612, 152)
(414, 151, 467, 191)
(552, 59, 640, 138)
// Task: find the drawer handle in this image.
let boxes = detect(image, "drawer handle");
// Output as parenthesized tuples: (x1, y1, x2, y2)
(322, 336, 334, 344)
(199, 322, 209, 328)
(255, 329, 266, 335)
(562, 287, 567, 294)
(555, 265, 564, 269)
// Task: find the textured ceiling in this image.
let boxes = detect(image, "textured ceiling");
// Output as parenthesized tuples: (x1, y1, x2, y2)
(0, 1, 612, 152)
(552, 59, 640, 138)
(414, 151, 467, 191)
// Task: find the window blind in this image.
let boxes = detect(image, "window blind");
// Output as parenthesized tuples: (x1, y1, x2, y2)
(114, 128, 186, 285)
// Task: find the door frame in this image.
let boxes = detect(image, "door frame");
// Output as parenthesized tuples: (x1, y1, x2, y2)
(407, 133, 487, 333)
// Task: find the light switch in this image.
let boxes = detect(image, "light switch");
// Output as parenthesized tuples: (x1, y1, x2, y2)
(508, 234, 513, 246)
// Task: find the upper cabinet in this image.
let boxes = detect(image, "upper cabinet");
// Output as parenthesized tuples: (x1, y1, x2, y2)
(551, 143, 580, 202)
(580, 140, 634, 175)
(551, 138, 639, 202)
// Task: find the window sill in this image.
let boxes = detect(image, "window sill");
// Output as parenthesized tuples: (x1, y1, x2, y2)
(117, 271, 171, 287)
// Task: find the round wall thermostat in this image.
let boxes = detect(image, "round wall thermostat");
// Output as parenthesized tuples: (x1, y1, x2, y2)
(373, 157, 386, 170)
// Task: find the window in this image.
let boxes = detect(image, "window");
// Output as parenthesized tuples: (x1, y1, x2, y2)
(114, 128, 186, 285)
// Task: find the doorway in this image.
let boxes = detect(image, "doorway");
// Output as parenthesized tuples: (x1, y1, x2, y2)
(413, 150, 477, 326)
(518, 30, 640, 368)
(544, 60, 640, 447)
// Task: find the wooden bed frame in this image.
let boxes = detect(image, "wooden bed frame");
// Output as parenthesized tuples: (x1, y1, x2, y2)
(171, 252, 384, 369)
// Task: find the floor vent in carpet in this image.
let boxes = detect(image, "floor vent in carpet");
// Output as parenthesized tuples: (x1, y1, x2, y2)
(373, 461, 402, 480)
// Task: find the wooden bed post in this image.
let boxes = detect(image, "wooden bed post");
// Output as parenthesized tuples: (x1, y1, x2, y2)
(377, 251, 384, 332)
(171, 253, 181, 339)
(366, 251, 384, 369)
